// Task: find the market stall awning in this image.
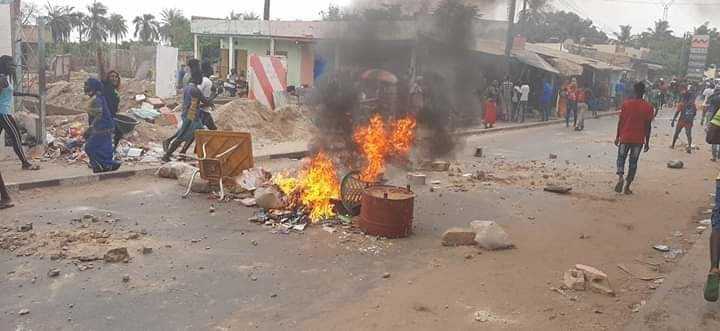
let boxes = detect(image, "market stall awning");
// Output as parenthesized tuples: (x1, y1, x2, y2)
(513, 50, 560, 75)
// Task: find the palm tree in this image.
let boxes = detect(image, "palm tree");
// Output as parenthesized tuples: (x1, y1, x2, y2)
(160, 8, 190, 46)
(86, 1, 109, 43)
(70, 11, 87, 43)
(228, 11, 260, 20)
(133, 14, 160, 44)
(614, 25, 633, 45)
(647, 20, 673, 41)
(45, 3, 74, 43)
(108, 14, 128, 46)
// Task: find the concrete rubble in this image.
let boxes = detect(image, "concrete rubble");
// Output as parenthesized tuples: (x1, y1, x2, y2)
(562, 264, 615, 296)
(441, 221, 513, 250)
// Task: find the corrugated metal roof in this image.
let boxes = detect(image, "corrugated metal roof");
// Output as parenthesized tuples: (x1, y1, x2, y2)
(526, 43, 626, 72)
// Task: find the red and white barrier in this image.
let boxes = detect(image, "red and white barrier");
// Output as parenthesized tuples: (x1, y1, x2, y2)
(248, 54, 288, 110)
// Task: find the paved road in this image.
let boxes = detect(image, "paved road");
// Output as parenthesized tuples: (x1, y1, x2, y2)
(1, 112, 718, 330)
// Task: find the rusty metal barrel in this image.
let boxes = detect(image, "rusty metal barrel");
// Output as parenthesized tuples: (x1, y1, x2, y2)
(359, 185, 415, 238)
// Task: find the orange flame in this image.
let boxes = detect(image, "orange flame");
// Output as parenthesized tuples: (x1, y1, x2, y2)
(353, 114, 417, 182)
(273, 152, 340, 222)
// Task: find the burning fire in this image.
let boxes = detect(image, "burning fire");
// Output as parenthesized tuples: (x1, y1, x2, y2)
(354, 114, 417, 182)
(274, 152, 340, 222)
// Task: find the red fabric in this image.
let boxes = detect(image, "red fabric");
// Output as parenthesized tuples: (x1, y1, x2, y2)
(483, 100, 497, 124)
(576, 90, 588, 103)
(618, 99, 654, 144)
(566, 84, 578, 101)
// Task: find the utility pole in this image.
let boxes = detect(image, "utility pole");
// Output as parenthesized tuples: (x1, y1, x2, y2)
(520, 0, 528, 36)
(37, 16, 47, 145)
(662, 0, 675, 21)
(505, 0, 518, 74)
(264, 0, 270, 21)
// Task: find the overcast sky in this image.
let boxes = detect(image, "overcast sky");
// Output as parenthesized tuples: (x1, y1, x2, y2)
(29, 0, 720, 38)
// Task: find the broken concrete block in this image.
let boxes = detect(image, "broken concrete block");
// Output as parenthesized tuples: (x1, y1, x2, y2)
(154, 113, 178, 127)
(240, 198, 257, 207)
(177, 171, 212, 193)
(255, 187, 283, 210)
(549, 153, 558, 160)
(157, 162, 195, 179)
(575, 264, 614, 296)
(474, 147, 483, 158)
(146, 97, 166, 108)
(441, 228, 477, 246)
(431, 161, 450, 171)
(563, 269, 586, 291)
(407, 173, 427, 186)
(471, 221, 513, 250)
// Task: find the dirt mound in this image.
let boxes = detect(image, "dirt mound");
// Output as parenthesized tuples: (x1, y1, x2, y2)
(214, 99, 315, 147)
(45, 72, 155, 113)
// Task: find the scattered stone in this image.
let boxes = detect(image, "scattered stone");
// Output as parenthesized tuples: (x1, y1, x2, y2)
(474, 310, 492, 322)
(699, 219, 712, 226)
(471, 221, 513, 250)
(270, 293, 278, 298)
(239, 198, 257, 207)
(474, 147, 484, 158)
(103, 247, 130, 263)
(126, 233, 141, 240)
(563, 269, 586, 291)
(18, 223, 33, 232)
(698, 226, 708, 233)
(251, 240, 258, 246)
(653, 245, 671, 252)
(441, 228, 477, 247)
(544, 185, 572, 194)
(667, 160, 684, 169)
(255, 187, 284, 210)
(549, 154, 558, 160)
(407, 173, 427, 186)
(250, 275, 258, 281)
(18, 309, 30, 315)
(575, 264, 614, 296)
(465, 253, 474, 260)
(82, 214, 99, 223)
(209, 205, 216, 214)
(672, 231, 683, 237)
(122, 274, 130, 283)
(141, 247, 153, 255)
(47, 269, 60, 278)
(382, 272, 391, 279)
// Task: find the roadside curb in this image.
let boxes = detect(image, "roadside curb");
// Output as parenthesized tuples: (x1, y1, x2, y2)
(454, 111, 620, 136)
(6, 150, 310, 193)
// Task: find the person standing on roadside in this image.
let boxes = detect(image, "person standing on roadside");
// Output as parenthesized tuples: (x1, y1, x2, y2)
(575, 87, 590, 131)
(540, 80, 554, 121)
(500, 77, 514, 122)
(706, 87, 720, 161)
(566, 78, 578, 128)
(704, 173, 720, 302)
(614, 82, 654, 195)
(0, 55, 39, 171)
(702, 84, 716, 126)
(518, 81, 530, 123)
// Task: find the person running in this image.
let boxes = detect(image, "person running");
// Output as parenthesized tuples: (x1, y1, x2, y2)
(671, 89, 697, 154)
(615, 82, 654, 195)
(162, 69, 212, 162)
(0, 56, 39, 171)
(84, 78, 121, 173)
(705, 173, 720, 302)
(0, 168, 12, 209)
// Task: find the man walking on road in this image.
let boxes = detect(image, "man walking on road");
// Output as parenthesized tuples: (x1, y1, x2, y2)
(615, 82, 654, 195)
(704, 175, 720, 302)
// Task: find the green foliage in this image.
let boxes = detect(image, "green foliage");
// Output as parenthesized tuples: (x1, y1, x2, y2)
(108, 14, 128, 46)
(85, 1, 109, 43)
(614, 25, 633, 45)
(45, 3, 75, 43)
(132, 14, 160, 45)
(160, 9, 191, 50)
(518, 10, 608, 44)
(433, 0, 479, 46)
(228, 11, 260, 20)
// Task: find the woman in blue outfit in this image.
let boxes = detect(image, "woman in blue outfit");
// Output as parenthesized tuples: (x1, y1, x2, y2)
(84, 78, 121, 173)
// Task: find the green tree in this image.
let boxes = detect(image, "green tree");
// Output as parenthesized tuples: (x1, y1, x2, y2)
(228, 11, 260, 20)
(518, 10, 608, 43)
(320, 4, 344, 21)
(160, 9, 191, 49)
(614, 25, 633, 45)
(434, 0, 479, 46)
(70, 11, 88, 43)
(646, 20, 673, 41)
(45, 3, 75, 43)
(133, 14, 160, 44)
(108, 14, 128, 46)
(86, 1, 109, 43)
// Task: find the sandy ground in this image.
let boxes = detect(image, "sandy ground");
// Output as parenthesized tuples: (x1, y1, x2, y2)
(0, 109, 717, 330)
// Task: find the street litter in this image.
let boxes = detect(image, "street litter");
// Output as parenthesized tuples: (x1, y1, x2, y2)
(652, 244, 671, 252)
(667, 160, 684, 169)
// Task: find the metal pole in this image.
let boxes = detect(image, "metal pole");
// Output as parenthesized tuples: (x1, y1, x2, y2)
(264, 0, 271, 21)
(37, 17, 47, 145)
(505, 0, 517, 74)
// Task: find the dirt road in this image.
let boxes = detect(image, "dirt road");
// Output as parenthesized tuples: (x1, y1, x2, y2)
(1, 110, 717, 330)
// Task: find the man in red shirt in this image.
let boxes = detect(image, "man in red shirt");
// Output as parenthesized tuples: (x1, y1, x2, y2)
(615, 82, 654, 194)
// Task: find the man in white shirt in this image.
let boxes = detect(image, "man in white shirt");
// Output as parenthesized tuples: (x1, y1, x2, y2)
(519, 82, 530, 123)
(703, 84, 716, 125)
(199, 76, 213, 99)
